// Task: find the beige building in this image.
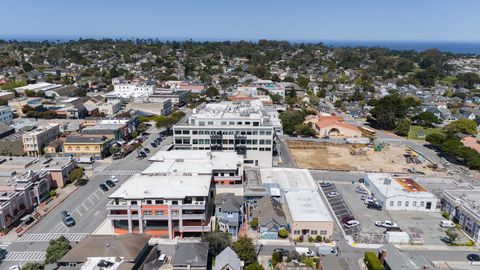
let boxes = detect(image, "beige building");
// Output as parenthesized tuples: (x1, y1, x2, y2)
(98, 100, 122, 116)
(126, 98, 172, 116)
(285, 190, 334, 241)
(22, 123, 60, 157)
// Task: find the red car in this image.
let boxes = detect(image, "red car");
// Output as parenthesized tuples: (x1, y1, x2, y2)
(341, 215, 355, 224)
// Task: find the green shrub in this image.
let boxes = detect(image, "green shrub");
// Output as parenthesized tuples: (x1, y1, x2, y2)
(441, 211, 449, 219)
(308, 236, 315, 243)
(278, 228, 288, 238)
(364, 251, 383, 270)
(250, 218, 258, 229)
(315, 235, 323, 242)
(49, 190, 57, 197)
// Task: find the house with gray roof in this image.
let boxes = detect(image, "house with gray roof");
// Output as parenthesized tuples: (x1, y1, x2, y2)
(172, 242, 208, 270)
(213, 247, 242, 270)
(215, 193, 245, 237)
(252, 196, 287, 239)
(379, 244, 438, 270)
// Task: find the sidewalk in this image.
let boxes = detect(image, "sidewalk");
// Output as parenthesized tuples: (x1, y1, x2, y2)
(0, 184, 79, 241)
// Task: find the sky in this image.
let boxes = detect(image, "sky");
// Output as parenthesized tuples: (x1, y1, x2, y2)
(1, 0, 479, 42)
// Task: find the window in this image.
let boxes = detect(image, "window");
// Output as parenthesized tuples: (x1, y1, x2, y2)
(420, 201, 425, 207)
(294, 230, 301, 235)
(182, 130, 189, 134)
(260, 131, 265, 135)
(193, 139, 198, 144)
(266, 131, 272, 135)
(390, 201, 394, 207)
(320, 230, 327, 235)
(172, 201, 178, 205)
(311, 230, 318, 235)
(146, 200, 152, 205)
(175, 130, 181, 135)
(155, 211, 164, 215)
(405, 201, 409, 207)
(192, 130, 198, 135)
(245, 121, 251, 125)
(229, 121, 235, 125)
(155, 200, 164, 204)
(413, 201, 417, 207)
(199, 121, 205, 126)
(143, 211, 152, 215)
(259, 140, 265, 145)
(131, 201, 137, 205)
(221, 121, 227, 125)
(253, 122, 259, 126)
(397, 201, 402, 207)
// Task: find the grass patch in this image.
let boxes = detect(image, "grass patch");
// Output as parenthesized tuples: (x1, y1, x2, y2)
(438, 76, 457, 86)
(408, 125, 443, 140)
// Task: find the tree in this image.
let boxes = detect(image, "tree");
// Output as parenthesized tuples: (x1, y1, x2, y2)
(272, 251, 283, 266)
(425, 133, 446, 146)
(445, 228, 459, 244)
(68, 167, 84, 183)
(278, 228, 288, 238)
(202, 231, 231, 257)
(205, 86, 219, 98)
(279, 110, 306, 135)
(250, 218, 258, 229)
(22, 104, 35, 114)
(23, 262, 44, 270)
(231, 237, 257, 266)
(364, 251, 383, 270)
(455, 72, 480, 89)
(444, 119, 478, 136)
(294, 123, 317, 136)
(22, 62, 33, 72)
(109, 146, 121, 155)
(395, 119, 411, 136)
(155, 116, 177, 132)
(74, 88, 87, 97)
(368, 94, 420, 130)
(45, 236, 72, 264)
(412, 112, 440, 128)
(244, 263, 264, 270)
(296, 76, 310, 90)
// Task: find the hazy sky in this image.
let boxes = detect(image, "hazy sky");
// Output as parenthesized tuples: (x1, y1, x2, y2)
(1, 0, 479, 42)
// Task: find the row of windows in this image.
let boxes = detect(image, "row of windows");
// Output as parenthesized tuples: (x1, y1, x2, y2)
(389, 200, 427, 208)
(176, 130, 272, 136)
(190, 139, 272, 145)
(192, 147, 271, 151)
(192, 120, 261, 127)
(66, 146, 100, 151)
(293, 230, 328, 236)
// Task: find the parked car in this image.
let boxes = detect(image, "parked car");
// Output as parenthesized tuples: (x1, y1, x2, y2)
(344, 220, 360, 229)
(375, 220, 398, 228)
(295, 247, 315, 257)
(151, 142, 157, 148)
(99, 184, 109, 192)
(341, 215, 355, 224)
(144, 148, 150, 153)
(105, 180, 115, 187)
(320, 182, 332, 188)
(440, 220, 455, 228)
(467, 254, 480, 264)
(367, 202, 383, 210)
(356, 187, 368, 194)
(358, 178, 365, 183)
(61, 211, 75, 227)
(109, 176, 118, 183)
(364, 198, 375, 204)
(273, 248, 289, 256)
(327, 191, 340, 198)
(138, 151, 147, 158)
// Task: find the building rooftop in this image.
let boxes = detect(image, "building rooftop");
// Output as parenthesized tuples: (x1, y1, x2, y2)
(366, 173, 435, 198)
(148, 150, 241, 171)
(65, 136, 108, 144)
(172, 242, 208, 268)
(260, 168, 317, 190)
(109, 174, 211, 199)
(23, 123, 59, 136)
(284, 190, 333, 222)
(443, 189, 480, 219)
(141, 159, 213, 175)
(16, 82, 62, 92)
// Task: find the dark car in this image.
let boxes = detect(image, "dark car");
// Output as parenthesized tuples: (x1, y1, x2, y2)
(144, 148, 150, 153)
(61, 211, 75, 227)
(358, 178, 365, 183)
(105, 180, 115, 187)
(341, 215, 355, 224)
(139, 151, 147, 158)
(273, 248, 289, 256)
(467, 254, 480, 262)
(367, 202, 383, 210)
(151, 142, 157, 148)
(99, 184, 109, 192)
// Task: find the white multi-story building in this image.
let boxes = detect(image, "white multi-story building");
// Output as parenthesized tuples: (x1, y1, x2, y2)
(173, 101, 281, 167)
(364, 173, 437, 212)
(112, 81, 154, 99)
(0, 106, 13, 125)
(441, 189, 480, 242)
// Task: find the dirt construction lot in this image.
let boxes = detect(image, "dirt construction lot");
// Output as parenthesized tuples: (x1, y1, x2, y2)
(288, 141, 442, 175)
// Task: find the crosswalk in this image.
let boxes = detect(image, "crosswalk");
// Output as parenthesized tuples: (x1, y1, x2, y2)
(3, 252, 45, 261)
(17, 233, 89, 242)
(95, 169, 143, 176)
(0, 241, 12, 248)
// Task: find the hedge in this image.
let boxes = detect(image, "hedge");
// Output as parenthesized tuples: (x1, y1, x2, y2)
(364, 251, 384, 270)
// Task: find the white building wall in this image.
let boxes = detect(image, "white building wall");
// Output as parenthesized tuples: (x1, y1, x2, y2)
(113, 84, 154, 99)
(0, 106, 13, 125)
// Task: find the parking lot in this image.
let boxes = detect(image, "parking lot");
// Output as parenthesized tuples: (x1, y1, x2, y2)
(319, 183, 359, 236)
(333, 181, 468, 245)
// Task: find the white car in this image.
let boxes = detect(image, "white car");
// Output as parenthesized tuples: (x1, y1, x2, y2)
(344, 220, 360, 229)
(364, 197, 375, 204)
(327, 191, 340, 198)
(109, 175, 119, 182)
(375, 220, 398, 228)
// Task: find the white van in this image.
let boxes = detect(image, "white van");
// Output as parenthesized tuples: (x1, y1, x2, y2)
(440, 220, 455, 228)
(295, 247, 315, 257)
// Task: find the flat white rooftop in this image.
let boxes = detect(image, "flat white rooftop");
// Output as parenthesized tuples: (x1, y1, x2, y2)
(141, 159, 213, 175)
(260, 168, 317, 190)
(149, 150, 241, 171)
(109, 174, 211, 199)
(366, 173, 436, 198)
(285, 190, 333, 222)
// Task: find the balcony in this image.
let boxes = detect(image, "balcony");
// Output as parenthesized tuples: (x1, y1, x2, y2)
(107, 214, 129, 219)
(181, 214, 206, 219)
(182, 225, 211, 232)
(182, 204, 207, 210)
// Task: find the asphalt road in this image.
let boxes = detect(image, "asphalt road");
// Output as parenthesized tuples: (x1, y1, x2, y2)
(1, 127, 172, 267)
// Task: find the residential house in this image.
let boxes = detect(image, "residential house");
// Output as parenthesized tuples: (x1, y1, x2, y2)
(378, 244, 438, 270)
(98, 100, 122, 116)
(252, 196, 287, 239)
(44, 139, 63, 155)
(172, 243, 209, 270)
(307, 115, 362, 138)
(213, 247, 243, 270)
(214, 193, 245, 237)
